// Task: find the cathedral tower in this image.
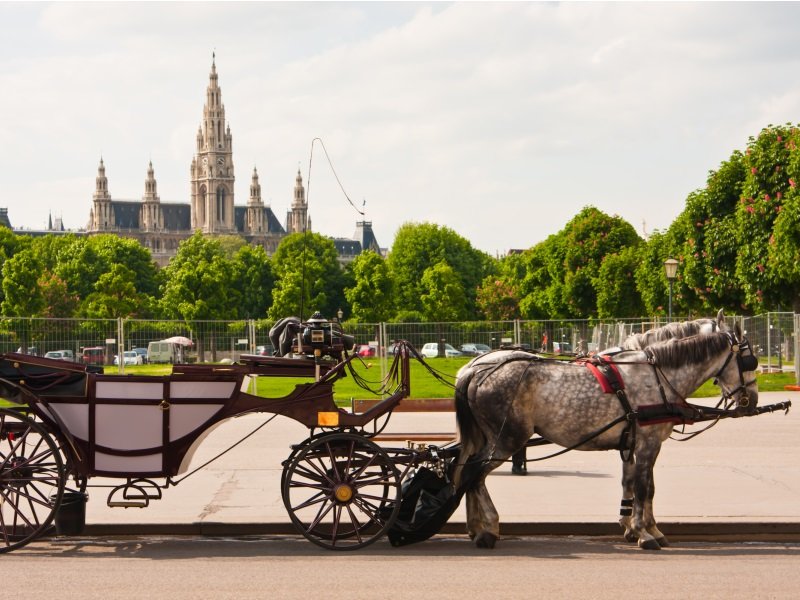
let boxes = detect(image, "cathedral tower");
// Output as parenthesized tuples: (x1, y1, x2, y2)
(245, 167, 265, 234)
(90, 158, 113, 231)
(190, 54, 235, 233)
(140, 161, 163, 231)
(286, 169, 311, 234)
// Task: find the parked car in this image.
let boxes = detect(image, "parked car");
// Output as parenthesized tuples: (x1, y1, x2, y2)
(16, 346, 39, 356)
(255, 345, 271, 356)
(44, 350, 75, 361)
(114, 350, 143, 366)
(132, 347, 148, 364)
(420, 342, 463, 358)
(81, 347, 105, 365)
(459, 343, 491, 356)
(357, 344, 377, 357)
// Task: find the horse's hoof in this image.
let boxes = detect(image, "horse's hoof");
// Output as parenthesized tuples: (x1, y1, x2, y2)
(624, 531, 638, 543)
(654, 536, 670, 547)
(474, 532, 498, 549)
(511, 464, 527, 476)
(639, 539, 662, 551)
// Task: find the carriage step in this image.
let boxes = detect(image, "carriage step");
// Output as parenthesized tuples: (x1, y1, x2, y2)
(107, 500, 148, 508)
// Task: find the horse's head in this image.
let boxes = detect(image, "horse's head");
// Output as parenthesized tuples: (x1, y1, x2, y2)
(713, 323, 759, 414)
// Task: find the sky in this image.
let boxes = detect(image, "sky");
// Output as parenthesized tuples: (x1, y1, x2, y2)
(3, 2, 800, 257)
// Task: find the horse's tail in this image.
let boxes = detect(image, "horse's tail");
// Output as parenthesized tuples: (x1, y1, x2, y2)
(452, 366, 485, 491)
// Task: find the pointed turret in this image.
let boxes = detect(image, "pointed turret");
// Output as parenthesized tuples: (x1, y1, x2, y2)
(245, 166, 265, 234)
(141, 161, 163, 232)
(91, 157, 113, 231)
(191, 53, 235, 233)
(287, 169, 310, 233)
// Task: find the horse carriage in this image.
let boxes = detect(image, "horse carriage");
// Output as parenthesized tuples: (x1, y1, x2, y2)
(0, 312, 791, 554)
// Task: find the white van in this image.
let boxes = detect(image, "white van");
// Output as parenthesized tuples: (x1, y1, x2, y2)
(147, 341, 181, 364)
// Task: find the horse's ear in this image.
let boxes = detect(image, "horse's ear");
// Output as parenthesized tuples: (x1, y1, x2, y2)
(716, 309, 726, 328)
(734, 321, 743, 340)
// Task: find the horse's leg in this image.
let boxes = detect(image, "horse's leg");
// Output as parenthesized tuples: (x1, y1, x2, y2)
(643, 443, 669, 548)
(470, 476, 500, 549)
(630, 436, 662, 550)
(618, 458, 637, 543)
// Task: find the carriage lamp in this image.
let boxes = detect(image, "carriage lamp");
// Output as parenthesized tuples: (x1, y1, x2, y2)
(337, 308, 344, 322)
(664, 258, 679, 322)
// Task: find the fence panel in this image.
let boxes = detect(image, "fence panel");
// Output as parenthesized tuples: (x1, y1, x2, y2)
(1, 315, 795, 378)
(741, 312, 794, 372)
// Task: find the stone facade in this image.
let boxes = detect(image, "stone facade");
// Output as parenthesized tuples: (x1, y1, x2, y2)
(83, 56, 377, 266)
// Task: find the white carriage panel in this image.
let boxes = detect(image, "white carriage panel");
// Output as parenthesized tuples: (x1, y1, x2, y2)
(95, 404, 163, 450)
(170, 381, 237, 399)
(49, 403, 89, 441)
(94, 451, 162, 473)
(177, 420, 226, 474)
(169, 404, 224, 441)
(96, 381, 164, 400)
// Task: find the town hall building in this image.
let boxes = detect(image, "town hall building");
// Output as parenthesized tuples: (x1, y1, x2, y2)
(85, 56, 380, 266)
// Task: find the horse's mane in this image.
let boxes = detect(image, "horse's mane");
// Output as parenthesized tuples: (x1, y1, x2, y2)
(622, 319, 717, 350)
(646, 331, 730, 369)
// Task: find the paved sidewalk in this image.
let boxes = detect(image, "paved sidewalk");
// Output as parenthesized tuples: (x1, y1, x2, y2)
(82, 391, 799, 538)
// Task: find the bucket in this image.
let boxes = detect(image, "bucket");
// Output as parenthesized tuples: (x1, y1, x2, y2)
(52, 491, 88, 536)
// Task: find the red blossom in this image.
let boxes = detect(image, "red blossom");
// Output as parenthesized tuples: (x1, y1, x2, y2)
(777, 192, 782, 199)
(790, 178, 796, 188)
(746, 205, 755, 213)
(751, 167, 757, 174)
(757, 264, 765, 273)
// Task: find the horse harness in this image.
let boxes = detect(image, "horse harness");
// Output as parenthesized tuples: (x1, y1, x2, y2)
(583, 331, 758, 461)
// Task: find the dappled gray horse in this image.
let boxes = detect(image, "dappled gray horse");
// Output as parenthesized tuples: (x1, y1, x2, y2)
(453, 323, 758, 550)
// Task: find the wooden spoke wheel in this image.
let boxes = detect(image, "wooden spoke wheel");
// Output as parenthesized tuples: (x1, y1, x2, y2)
(281, 432, 401, 550)
(0, 407, 66, 553)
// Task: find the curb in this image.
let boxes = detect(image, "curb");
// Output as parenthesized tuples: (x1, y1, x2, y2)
(78, 521, 800, 543)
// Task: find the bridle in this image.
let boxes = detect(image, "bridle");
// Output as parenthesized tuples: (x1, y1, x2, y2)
(712, 331, 758, 408)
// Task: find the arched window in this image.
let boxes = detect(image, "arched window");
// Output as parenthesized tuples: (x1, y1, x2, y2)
(198, 185, 207, 225)
(216, 186, 226, 222)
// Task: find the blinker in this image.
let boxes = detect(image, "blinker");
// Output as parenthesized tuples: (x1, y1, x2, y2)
(739, 354, 758, 372)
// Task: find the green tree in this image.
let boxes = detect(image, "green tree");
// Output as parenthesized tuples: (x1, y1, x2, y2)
(561, 207, 643, 317)
(476, 275, 520, 320)
(517, 235, 567, 319)
(387, 222, 491, 319)
(1, 249, 45, 352)
(161, 232, 237, 320)
(230, 244, 274, 318)
(2, 249, 45, 317)
(596, 246, 645, 318)
(82, 264, 143, 319)
(344, 250, 393, 322)
(160, 232, 239, 360)
(677, 152, 747, 313)
(268, 232, 344, 321)
(420, 260, 467, 322)
(39, 272, 79, 318)
(735, 124, 800, 311)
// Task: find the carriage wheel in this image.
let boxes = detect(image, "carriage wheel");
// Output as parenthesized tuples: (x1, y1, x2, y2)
(282, 432, 401, 550)
(0, 407, 66, 553)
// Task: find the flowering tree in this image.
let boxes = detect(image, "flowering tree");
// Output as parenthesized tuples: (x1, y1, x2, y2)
(735, 124, 800, 311)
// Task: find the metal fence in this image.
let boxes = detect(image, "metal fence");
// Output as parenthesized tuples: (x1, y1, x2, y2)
(1, 313, 797, 383)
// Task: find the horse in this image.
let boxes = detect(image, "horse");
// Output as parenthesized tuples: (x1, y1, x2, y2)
(453, 323, 758, 550)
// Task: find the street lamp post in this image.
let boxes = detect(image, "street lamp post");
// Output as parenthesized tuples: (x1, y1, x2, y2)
(664, 258, 679, 322)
